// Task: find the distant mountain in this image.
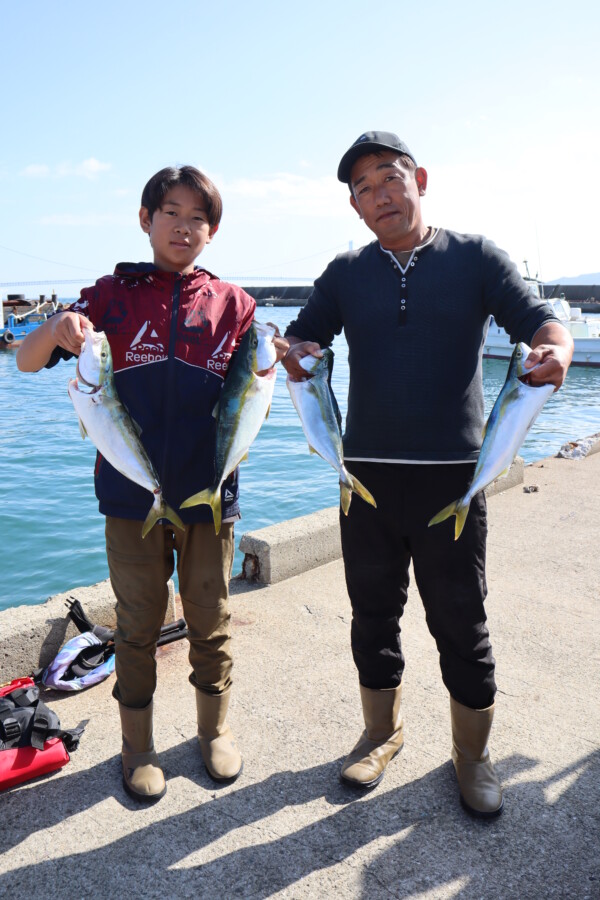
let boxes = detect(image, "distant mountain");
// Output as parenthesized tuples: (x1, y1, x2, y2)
(547, 272, 600, 285)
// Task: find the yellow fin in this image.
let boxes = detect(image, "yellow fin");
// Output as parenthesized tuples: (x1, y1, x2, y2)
(345, 472, 377, 508)
(340, 483, 352, 515)
(141, 500, 185, 539)
(428, 498, 470, 541)
(180, 486, 222, 535)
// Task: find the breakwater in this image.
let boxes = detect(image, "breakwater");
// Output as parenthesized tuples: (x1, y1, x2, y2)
(241, 285, 311, 305)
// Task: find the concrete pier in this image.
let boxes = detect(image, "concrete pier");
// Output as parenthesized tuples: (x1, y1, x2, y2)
(0, 452, 598, 898)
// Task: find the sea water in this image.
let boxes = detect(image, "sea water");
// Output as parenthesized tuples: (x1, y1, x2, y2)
(0, 306, 598, 612)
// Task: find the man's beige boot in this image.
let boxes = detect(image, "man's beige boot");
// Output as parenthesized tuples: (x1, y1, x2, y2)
(341, 684, 403, 788)
(450, 696, 503, 818)
(119, 700, 166, 802)
(196, 687, 243, 782)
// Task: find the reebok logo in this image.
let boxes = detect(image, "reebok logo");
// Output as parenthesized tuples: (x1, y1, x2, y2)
(125, 320, 166, 363)
(224, 489, 235, 501)
(212, 332, 230, 358)
(207, 331, 233, 372)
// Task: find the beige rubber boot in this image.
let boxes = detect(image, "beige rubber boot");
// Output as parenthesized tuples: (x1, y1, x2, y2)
(450, 696, 503, 818)
(341, 684, 403, 788)
(119, 700, 166, 802)
(196, 687, 243, 782)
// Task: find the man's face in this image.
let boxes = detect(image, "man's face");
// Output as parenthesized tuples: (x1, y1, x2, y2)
(139, 184, 217, 274)
(349, 151, 428, 251)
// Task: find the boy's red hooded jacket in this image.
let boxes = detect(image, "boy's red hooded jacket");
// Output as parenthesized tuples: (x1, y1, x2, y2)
(48, 263, 256, 524)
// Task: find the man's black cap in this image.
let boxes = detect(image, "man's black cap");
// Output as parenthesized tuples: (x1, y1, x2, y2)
(337, 131, 417, 184)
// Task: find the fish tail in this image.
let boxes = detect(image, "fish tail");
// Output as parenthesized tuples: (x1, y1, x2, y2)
(340, 483, 352, 516)
(141, 496, 186, 539)
(428, 499, 470, 541)
(163, 503, 185, 533)
(346, 472, 377, 509)
(180, 487, 222, 535)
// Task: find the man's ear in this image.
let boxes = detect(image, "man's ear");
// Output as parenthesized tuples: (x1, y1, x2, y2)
(139, 207, 152, 233)
(207, 223, 219, 242)
(415, 167, 428, 196)
(349, 194, 363, 220)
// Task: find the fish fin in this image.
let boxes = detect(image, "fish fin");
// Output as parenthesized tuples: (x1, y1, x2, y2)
(264, 403, 271, 420)
(340, 483, 352, 516)
(344, 471, 377, 508)
(141, 499, 186, 539)
(497, 467, 510, 480)
(308, 444, 318, 455)
(180, 486, 222, 535)
(241, 452, 249, 463)
(163, 504, 185, 533)
(78, 418, 88, 439)
(428, 498, 470, 541)
(211, 400, 220, 420)
(141, 504, 161, 539)
(131, 417, 143, 437)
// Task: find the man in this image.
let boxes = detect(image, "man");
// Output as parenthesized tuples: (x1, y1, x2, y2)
(283, 132, 573, 817)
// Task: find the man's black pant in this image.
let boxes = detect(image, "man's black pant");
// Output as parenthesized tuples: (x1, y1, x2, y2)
(341, 461, 496, 710)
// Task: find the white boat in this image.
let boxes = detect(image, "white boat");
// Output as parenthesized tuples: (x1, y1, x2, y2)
(483, 280, 600, 368)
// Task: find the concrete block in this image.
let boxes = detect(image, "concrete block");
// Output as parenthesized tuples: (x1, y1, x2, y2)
(556, 432, 600, 459)
(239, 507, 341, 585)
(0, 578, 176, 683)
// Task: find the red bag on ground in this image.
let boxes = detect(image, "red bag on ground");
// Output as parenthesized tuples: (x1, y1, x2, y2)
(0, 683, 83, 791)
(0, 737, 71, 790)
(0, 677, 36, 697)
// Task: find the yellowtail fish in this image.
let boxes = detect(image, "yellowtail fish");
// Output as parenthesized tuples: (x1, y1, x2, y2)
(287, 349, 376, 515)
(180, 321, 277, 534)
(429, 341, 554, 540)
(68, 327, 184, 538)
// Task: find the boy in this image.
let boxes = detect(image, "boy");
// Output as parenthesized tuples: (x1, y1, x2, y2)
(18, 165, 288, 802)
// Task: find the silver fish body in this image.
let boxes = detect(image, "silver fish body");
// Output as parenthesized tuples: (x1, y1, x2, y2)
(68, 327, 184, 538)
(180, 321, 277, 533)
(429, 341, 554, 539)
(287, 350, 376, 514)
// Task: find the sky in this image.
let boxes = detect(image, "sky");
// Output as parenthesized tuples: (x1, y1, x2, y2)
(1, 0, 599, 299)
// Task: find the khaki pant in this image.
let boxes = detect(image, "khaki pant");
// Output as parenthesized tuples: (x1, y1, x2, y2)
(105, 517, 235, 708)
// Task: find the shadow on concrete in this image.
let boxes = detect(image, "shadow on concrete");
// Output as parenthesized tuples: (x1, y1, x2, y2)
(1, 744, 598, 897)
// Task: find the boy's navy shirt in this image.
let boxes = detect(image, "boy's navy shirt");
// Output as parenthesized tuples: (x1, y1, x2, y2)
(48, 262, 256, 524)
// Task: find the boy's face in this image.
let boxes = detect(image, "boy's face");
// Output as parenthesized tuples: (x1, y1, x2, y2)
(139, 184, 217, 274)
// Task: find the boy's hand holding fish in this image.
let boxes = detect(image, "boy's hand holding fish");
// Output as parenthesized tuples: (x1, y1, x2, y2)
(17, 310, 93, 370)
(51, 311, 94, 356)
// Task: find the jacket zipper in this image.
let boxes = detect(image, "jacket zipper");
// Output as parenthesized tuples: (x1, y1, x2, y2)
(160, 275, 182, 491)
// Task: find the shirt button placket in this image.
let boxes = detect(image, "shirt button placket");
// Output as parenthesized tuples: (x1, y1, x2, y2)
(399, 274, 408, 326)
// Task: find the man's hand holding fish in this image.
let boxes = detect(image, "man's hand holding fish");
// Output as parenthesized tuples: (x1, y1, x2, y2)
(526, 321, 575, 390)
(282, 337, 324, 381)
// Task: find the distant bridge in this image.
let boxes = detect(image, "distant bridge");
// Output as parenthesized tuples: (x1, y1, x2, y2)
(0, 275, 315, 288)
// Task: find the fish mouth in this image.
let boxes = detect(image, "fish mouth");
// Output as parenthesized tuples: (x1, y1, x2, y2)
(75, 359, 99, 390)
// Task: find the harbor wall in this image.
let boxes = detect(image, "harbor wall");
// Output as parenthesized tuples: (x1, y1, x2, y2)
(241, 285, 312, 305)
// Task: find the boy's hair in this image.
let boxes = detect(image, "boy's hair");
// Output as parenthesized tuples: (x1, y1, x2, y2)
(141, 165, 223, 228)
